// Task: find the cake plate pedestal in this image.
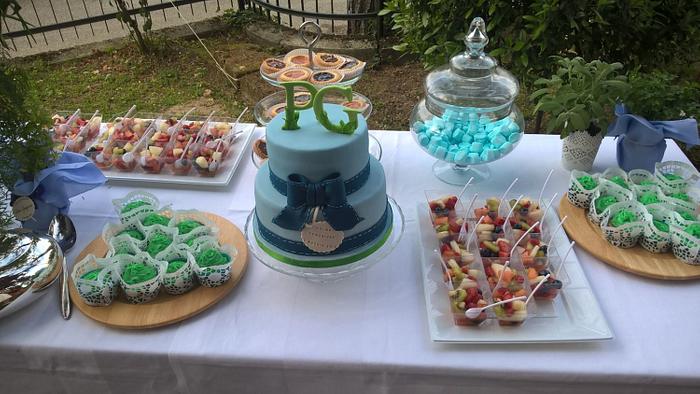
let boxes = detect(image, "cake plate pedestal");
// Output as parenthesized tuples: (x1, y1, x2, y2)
(432, 160, 492, 185)
(245, 197, 404, 282)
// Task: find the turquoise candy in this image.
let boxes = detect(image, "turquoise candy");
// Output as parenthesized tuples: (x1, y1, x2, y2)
(462, 133, 473, 143)
(470, 142, 483, 153)
(500, 141, 513, 154)
(507, 122, 520, 134)
(474, 133, 487, 143)
(428, 141, 439, 154)
(446, 151, 456, 162)
(453, 130, 465, 141)
(509, 132, 521, 143)
(413, 121, 426, 133)
(490, 133, 507, 147)
(434, 146, 447, 159)
(418, 133, 430, 146)
(467, 153, 480, 163)
(454, 150, 468, 165)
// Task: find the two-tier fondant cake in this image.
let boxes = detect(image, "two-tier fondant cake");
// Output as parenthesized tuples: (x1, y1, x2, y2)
(252, 83, 393, 267)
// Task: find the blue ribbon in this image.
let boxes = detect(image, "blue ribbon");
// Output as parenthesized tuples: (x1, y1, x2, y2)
(272, 172, 364, 231)
(607, 104, 699, 171)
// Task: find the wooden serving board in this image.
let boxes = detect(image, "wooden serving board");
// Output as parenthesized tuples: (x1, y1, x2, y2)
(558, 197, 700, 280)
(68, 213, 248, 329)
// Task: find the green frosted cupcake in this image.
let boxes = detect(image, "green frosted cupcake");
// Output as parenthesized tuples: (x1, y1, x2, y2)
(595, 195, 618, 213)
(609, 175, 630, 190)
(117, 229, 145, 241)
(122, 263, 158, 285)
(142, 213, 170, 227)
(611, 210, 637, 227)
(577, 175, 597, 190)
(121, 200, 150, 214)
(177, 220, 203, 235)
(146, 233, 173, 257)
(167, 259, 187, 273)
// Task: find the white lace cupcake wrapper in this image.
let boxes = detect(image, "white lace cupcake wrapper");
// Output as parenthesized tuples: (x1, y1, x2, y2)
(588, 181, 635, 225)
(114, 253, 167, 304)
(567, 170, 600, 209)
(628, 169, 657, 186)
(71, 254, 119, 306)
(107, 235, 144, 258)
(192, 241, 237, 288)
(655, 161, 700, 194)
(671, 223, 700, 265)
(112, 190, 161, 223)
(142, 224, 179, 257)
(102, 220, 148, 251)
(168, 210, 219, 244)
(641, 206, 675, 253)
(156, 244, 196, 295)
(599, 201, 650, 248)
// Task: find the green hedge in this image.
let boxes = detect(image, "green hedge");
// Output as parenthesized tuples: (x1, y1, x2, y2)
(381, 0, 700, 80)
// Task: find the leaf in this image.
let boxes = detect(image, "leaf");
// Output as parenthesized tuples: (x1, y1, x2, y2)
(529, 88, 550, 101)
(377, 9, 393, 16)
(424, 45, 440, 55)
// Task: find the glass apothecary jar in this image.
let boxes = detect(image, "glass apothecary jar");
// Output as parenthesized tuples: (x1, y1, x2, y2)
(410, 17, 525, 184)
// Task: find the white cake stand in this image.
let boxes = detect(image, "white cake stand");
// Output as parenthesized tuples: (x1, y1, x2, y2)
(245, 197, 404, 282)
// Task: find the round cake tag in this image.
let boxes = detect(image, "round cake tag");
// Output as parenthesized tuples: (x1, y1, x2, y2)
(12, 196, 36, 221)
(301, 221, 344, 253)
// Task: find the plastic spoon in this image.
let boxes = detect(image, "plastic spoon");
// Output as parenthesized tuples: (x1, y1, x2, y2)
(526, 274, 551, 304)
(462, 215, 484, 249)
(498, 177, 519, 209)
(457, 177, 475, 203)
(492, 260, 511, 291)
(435, 250, 455, 291)
(538, 192, 559, 234)
(465, 296, 526, 319)
(96, 106, 136, 163)
(555, 241, 576, 278)
(510, 220, 540, 258)
(465, 193, 479, 219)
(169, 107, 197, 135)
(537, 169, 555, 207)
(121, 118, 159, 164)
(547, 215, 568, 246)
(505, 194, 525, 221)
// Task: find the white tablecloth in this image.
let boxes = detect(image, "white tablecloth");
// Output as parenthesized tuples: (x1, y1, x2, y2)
(1, 129, 699, 394)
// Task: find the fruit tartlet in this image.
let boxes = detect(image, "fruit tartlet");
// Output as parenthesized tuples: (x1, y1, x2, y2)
(283, 49, 313, 68)
(278, 67, 313, 82)
(314, 52, 344, 68)
(261, 57, 288, 76)
(310, 70, 343, 85)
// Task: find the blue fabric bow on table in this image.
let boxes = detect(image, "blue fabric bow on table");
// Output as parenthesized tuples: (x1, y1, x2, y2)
(607, 104, 699, 171)
(13, 152, 106, 231)
(273, 173, 364, 231)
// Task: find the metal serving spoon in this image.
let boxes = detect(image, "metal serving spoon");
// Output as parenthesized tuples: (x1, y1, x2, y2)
(47, 214, 76, 320)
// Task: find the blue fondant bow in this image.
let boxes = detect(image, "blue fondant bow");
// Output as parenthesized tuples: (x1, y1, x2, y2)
(607, 104, 699, 171)
(272, 173, 363, 231)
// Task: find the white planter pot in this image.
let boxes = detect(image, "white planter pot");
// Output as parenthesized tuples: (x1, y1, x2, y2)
(561, 131, 604, 171)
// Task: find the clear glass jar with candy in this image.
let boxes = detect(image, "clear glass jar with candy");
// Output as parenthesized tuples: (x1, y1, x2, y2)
(410, 17, 525, 185)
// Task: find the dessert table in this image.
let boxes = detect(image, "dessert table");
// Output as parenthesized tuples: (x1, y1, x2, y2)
(1, 129, 699, 394)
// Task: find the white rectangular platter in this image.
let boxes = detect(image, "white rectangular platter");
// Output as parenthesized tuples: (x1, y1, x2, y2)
(417, 200, 613, 343)
(101, 123, 257, 188)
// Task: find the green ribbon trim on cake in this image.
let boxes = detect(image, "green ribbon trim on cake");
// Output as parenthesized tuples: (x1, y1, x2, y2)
(255, 223, 392, 268)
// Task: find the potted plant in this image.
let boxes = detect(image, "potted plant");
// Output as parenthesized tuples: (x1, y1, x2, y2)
(530, 57, 629, 171)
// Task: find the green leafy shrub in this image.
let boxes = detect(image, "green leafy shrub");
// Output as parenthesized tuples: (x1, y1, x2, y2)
(381, 0, 700, 80)
(530, 57, 628, 138)
(222, 9, 266, 29)
(624, 71, 700, 121)
(0, 64, 54, 227)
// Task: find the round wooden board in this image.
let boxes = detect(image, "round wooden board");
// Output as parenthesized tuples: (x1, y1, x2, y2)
(558, 197, 700, 280)
(68, 212, 248, 329)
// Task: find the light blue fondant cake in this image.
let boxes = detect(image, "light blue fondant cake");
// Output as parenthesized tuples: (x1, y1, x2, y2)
(253, 104, 392, 267)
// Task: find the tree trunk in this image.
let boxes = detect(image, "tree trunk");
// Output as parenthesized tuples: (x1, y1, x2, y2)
(347, 0, 373, 35)
(114, 0, 149, 54)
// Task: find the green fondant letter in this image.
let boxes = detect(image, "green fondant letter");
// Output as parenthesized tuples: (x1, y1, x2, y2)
(314, 86, 361, 135)
(280, 81, 318, 130)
